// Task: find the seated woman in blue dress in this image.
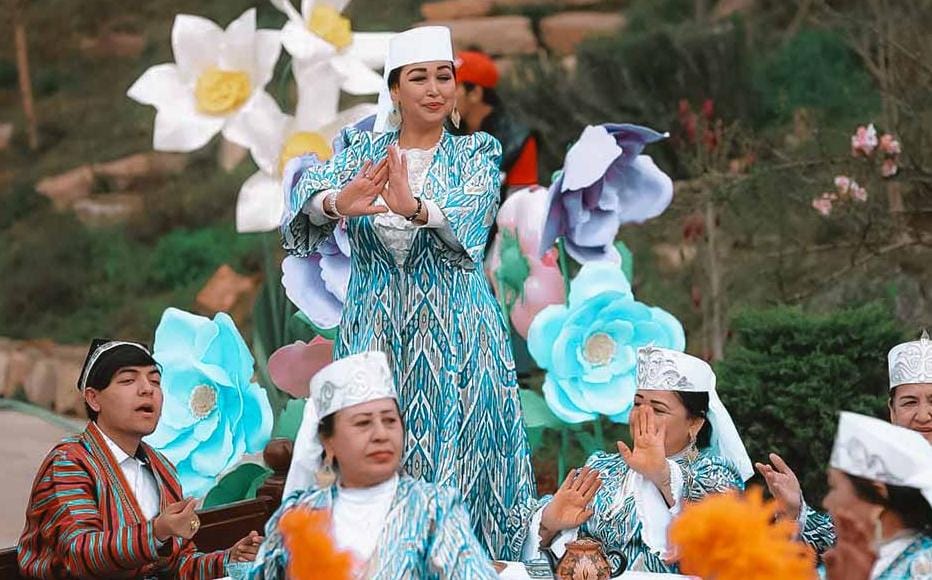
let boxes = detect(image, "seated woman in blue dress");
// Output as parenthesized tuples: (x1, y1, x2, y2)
(249, 351, 497, 579)
(520, 346, 753, 574)
(821, 412, 932, 579)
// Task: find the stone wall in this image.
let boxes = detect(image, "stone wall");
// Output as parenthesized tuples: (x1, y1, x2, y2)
(0, 339, 87, 417)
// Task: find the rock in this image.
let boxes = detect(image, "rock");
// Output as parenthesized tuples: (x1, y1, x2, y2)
(218, 138, 249, 173)
(539, 11, 627, 56)
(23, 359, 57, 409)
(73, 193, 144, 227)
(422, 0, 493, 20)
(195, 265, 261, 326)
(420, 16, 537, 56)
(0, 123, 13, 151)
(53, 353, 86, 417)
(79, 31, 147, 59)
(35, 166, 95, 210)
(93, 152, 188, 190)
(0, 350, 10, 399)
(494, 0, 602, 7)
(4, 348, 36, 399)
(653, 243, 698, 273)
(713, 0, 755, 20)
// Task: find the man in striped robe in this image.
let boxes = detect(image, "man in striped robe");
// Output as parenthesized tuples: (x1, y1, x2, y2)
(17, 339, 261, 578)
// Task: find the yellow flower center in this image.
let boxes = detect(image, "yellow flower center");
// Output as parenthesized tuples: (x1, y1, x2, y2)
(279, 131, 333, 174)
(584, 333, 616, 366)
(307, 5, 352, 50)
(189, 385, 218, 419)
(195, 68, 252, 115)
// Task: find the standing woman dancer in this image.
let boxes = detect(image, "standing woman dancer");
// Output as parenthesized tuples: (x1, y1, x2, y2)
(281, 26, 535, 560)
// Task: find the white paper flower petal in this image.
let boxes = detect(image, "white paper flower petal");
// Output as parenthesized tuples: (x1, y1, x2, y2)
(127, 64, 188, 109)
(309, 0, 351, 15)
(153, 108, 225, 152)
(317, 102, 378, 141)
(270, 0, 305, 25)
(253, 30, 283, 89)
(237, 171, 284, 233)
(293, 60, 342, 130)
(218, 9, 259, 80)
(331, 53, 384, 95)
(347, 32, 392, 69)
(172, 15, 224, 82)
(223, 91, 289, 174)
(562, 125, 624, 192)
(282, 20, 336, 62)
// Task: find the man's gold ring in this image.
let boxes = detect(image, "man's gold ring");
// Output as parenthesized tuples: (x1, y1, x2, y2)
(190, 517, 200, 532)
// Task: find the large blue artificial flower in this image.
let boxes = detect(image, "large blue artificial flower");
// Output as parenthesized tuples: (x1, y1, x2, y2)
(146, 308, 273, 497)
(527, 262, 685, 423)
(540, 124, 673, 263)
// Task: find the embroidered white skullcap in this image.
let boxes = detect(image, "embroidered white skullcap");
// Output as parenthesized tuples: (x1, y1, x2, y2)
(373, 26, 454, 133)
(888, 330, 932, 390)
(831, 411, 932, 507)
(284, 351, 398, 496)
(636, 346, 753, 481)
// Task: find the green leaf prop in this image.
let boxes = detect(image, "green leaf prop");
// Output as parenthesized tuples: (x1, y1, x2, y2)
(202, 463, 274, 508)
(519, 389, 564, 430)
(615, 240, 634, 282)
(273, 398, 307, 441)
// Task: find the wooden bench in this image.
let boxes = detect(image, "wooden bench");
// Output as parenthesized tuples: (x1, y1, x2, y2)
(0, 438, 294, 578)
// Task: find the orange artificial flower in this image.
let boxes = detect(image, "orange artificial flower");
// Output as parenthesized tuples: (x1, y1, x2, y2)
(669, 486, 816, 580)
(279, 507, 354, 580)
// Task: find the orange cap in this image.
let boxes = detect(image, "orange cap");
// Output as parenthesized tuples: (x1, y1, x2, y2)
(454, 51, 499, 89)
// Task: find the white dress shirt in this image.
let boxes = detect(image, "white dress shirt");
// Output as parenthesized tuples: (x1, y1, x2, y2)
(99, 429, 162, 521)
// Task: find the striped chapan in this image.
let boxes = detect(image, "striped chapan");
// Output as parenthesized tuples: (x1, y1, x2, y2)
(17, 421, 227, 578)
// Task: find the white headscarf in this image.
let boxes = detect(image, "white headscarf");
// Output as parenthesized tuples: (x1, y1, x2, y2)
(831, 411, 932, 508)
(636, 346, 753, 481)
(888, 330, 932, 390)
(283, 351, 398, 496)
(372, 26, 454, 133)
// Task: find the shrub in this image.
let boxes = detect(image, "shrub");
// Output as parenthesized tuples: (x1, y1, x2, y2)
(716, 303, 902, 504)
(148, 225, 261, 290)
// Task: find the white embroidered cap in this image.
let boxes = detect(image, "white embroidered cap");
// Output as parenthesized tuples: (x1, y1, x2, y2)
(888, 330, 932, 390)
(636, 346, 753, 481)
(284, 351, 398, 496)
(373, 26, 454, 133)
(831, 411, 932, 507)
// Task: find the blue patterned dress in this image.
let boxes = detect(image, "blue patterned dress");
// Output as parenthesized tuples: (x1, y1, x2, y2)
(282, 127, 535, 559)
(521, 449, 744, 574)
(799, 503, 836, 556)
(248, 476, 498, 579)
(874, 534, 932, 579)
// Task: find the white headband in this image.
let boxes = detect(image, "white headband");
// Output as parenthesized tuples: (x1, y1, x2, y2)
(78, 341, 152, 392)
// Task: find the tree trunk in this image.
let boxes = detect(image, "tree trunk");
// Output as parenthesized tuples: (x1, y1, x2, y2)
(12, 0, 38, 151)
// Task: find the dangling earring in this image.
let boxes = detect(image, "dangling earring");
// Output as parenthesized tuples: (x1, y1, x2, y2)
(388, 105, 402, 128)
(686, 432, 699, 462)
(315, 454, 337, 488)
(450, 106, 461, 129)
(873, 508, 885, 547)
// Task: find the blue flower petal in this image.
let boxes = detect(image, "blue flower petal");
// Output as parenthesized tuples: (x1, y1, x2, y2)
(648, 306, 686, 351)
(527, 305, 568, 369)
(542, 376, 597, 423)
(606, 155, 674, 225)
(190, 421, 234, 476)
(176, 458, 216, 498)
(240, 381, 273, 453)
(569, 262, 632, 306)
(552, 330, 584, 379)
(570, 209, 622, 249)
(577, 373, 637, 417)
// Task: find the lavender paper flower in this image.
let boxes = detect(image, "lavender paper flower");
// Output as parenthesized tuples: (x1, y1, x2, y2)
(281, 224, 350, 330)
(540, 124, 673, 263)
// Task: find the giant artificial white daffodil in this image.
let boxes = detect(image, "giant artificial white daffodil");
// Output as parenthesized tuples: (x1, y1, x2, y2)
(270, 0, 391, 95)
(235, 62, 377, 232)
(127, 8, 283, 167)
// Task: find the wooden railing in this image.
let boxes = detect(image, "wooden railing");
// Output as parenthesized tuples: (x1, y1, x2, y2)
(0, 438, 294, 578)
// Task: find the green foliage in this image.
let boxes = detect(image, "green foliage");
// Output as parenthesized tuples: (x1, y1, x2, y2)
(716, 303, 903, 504)
(752, 28, 879, 126)
(0, 184, 49, 232)
(148, 226, 260, 290)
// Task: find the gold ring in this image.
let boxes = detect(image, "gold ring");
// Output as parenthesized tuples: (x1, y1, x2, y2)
(190, 517, 200, 532)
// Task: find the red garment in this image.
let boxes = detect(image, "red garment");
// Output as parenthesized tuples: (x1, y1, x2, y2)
(17, 422, 227, 579)
(505, 135, 539, 187)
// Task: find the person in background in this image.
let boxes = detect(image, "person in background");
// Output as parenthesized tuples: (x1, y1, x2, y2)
(17, 338, 260, 579)
(453, 49, 539, 195)
(758, 330, 932, 556)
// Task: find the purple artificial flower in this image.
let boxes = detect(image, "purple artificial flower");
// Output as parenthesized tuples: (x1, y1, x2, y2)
(281, 219, 351, 331)
(540, 124, 674, 263)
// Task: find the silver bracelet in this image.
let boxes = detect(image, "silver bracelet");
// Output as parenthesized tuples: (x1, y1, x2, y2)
(325, 191, 344, 219)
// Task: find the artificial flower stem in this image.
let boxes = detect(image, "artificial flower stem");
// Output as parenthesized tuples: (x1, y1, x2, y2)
(593, 417, 604, 451)
(556, 237, 571, 301)
(261, 233, 284, 345)
(558, 427, 570, 482)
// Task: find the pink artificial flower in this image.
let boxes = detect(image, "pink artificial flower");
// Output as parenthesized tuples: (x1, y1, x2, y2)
(851, 124, 878, 156)
(882, 158, 898, 178)
(879, 134, 902, 156)
(812, 195, 834, 216)
(852, 184, 868, 202)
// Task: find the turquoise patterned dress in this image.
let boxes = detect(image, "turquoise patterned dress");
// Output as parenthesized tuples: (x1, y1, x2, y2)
(800, 503, 836, 556)
(282, 127, 535, 560)
(248, 476, 498, 579)
(874, 534, 932, 579)
(522, 449, 744, 574)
